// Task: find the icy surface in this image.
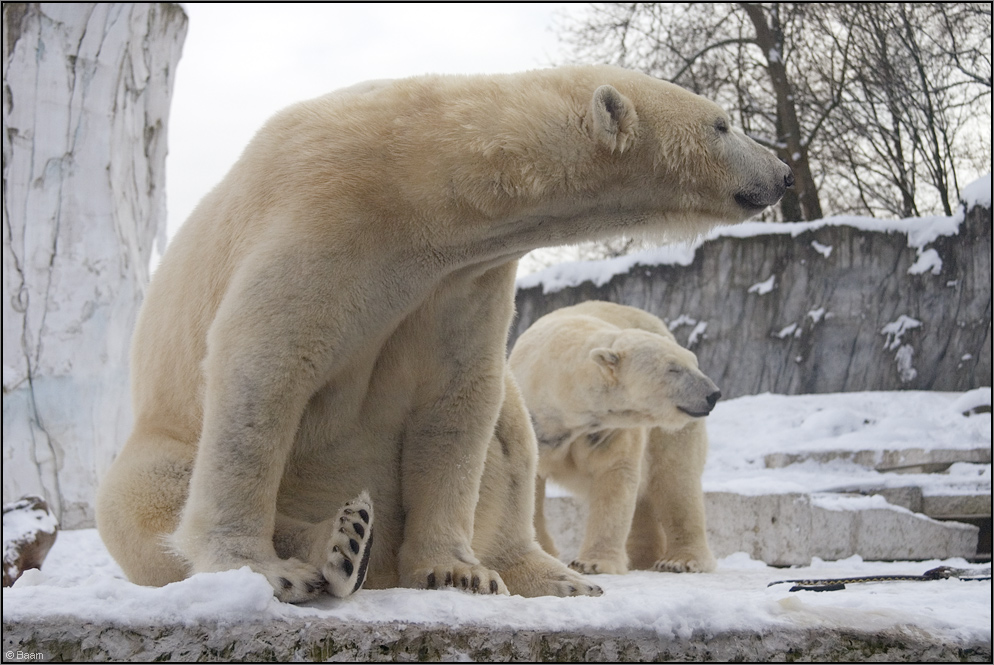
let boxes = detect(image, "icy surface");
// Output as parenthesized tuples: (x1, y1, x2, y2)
(2, 391, 989, 642)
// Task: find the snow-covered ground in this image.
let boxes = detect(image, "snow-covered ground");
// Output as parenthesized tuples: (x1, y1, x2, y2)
(4, 390, 990, 645)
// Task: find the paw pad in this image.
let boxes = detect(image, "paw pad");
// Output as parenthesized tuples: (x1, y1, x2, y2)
(324, 491, 374, 598)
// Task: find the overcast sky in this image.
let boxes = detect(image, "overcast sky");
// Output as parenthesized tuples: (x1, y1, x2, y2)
(166, 3, 575, 239)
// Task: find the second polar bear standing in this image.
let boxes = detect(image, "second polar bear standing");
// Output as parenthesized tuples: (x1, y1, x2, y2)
(510, 301, 719, 575)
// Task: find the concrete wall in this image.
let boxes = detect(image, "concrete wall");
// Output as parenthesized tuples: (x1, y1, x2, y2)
(513, 203, 991, 399)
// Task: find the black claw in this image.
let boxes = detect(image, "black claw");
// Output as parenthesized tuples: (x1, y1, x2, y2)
(445, 571, 453, 586)
(353, 522, 365, 538)
(568, 585, 577, 594)
(280, 577, 293, 590)
(358, 509, 369, 523)
(471, 575, 481, 590)
(349, 538, 360, 554)
(342, 558, 354, 576)
(427, 571, 437, 589)
(460, 575, 470, 589)
(489, 579, 499, 593)
(306, 580, 324, 594)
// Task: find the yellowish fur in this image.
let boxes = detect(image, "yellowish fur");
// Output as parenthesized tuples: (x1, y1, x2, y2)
(510, 301, 719, 575)
(96, 66, 786, 601)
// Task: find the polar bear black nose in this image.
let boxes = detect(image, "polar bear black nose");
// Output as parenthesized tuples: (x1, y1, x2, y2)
(706, 390, 722, 409)
(784, 170, 795, 189)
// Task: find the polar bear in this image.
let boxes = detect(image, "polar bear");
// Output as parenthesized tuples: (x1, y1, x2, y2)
(96, 66, 790, 602)
(510, 301, 719, 575)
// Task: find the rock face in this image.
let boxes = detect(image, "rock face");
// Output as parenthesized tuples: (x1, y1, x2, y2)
(513, 198, 992, 400)
(2, 3, 187, 528)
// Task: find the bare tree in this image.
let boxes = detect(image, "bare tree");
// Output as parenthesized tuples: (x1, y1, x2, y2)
(819, 3, 991, 217)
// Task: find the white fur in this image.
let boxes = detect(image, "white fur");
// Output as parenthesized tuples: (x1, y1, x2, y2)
(96, 66, 785, 602)
(510, 301, 719, 575)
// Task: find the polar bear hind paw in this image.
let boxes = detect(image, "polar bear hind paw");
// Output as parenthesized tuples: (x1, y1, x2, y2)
(256, 557, 328, 603)
(323, 491, 374, 598)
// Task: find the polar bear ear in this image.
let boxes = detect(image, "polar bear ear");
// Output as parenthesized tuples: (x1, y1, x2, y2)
(591, 348, 621, 383)
(589, 85, 638, 154)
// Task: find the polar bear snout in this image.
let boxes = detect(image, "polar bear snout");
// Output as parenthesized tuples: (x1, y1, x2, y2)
(677, 388, 721, 418)
(736, 161, 794, 212)
(676, 382, 721, 418)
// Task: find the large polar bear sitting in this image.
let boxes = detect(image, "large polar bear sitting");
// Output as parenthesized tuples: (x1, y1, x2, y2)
(510, 301, 719, 575)
(96, 66, 791, 602)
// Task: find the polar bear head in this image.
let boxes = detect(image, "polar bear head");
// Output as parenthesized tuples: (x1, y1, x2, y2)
(589, 329, 721, 431)
(577, 71, 794, 237)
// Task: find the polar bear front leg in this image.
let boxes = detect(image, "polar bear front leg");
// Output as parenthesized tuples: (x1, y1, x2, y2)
(171, 249, 387, 603)
(644, 423, 717, 573)
(394, 265, 518, 595)
(569, 428, 646, 575)
(397, 369, 509, 595)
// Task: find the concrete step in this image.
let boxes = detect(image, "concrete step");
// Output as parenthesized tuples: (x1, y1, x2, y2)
(4, 611, 989, 662)
(543, 491, 982, 567)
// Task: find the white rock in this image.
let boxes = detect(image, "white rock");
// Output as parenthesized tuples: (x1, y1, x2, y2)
(2, 3, 188, 527)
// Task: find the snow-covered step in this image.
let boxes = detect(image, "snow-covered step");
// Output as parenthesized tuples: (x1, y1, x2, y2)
(762, 446, 991, 471)
(3, 531, 990, 663)
(542, 491, 981, 567)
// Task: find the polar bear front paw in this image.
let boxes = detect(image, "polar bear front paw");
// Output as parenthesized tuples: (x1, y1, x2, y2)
(322, 491, 374, 598)
(407, 563, 509, 595)
(651, 553, 716, 573)
(498, 550, 603, 597)
(569, 557, 628, 575)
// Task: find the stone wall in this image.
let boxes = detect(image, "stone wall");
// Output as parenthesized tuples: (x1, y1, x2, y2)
(2, 3, 187, 527)
(512, 201, 991, 399)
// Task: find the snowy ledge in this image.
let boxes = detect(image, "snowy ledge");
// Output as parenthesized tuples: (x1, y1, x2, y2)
(4, 550, 991, 662)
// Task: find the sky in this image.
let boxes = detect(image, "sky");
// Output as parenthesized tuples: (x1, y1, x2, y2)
(166, 3, 575, 240)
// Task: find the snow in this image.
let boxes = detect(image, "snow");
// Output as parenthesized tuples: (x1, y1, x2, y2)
(881, 315, 922, 351)
(517, 173, 992, 290)
(810, 240, 833, 258)
(747, 275, 776, 295)
(3, 390, 989, 642)
(908, 247, 943, 275)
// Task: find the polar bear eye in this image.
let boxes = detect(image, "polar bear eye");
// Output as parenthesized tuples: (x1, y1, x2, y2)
(714, 119, 729, 134)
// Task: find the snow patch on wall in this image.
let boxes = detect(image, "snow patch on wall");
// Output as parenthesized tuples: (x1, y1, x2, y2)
(748, 276, 776, 295)
(811, 241, 833, 258)
(881, 316, 922, 351)
(881, 316, 922, 384)
(908, 248, 943, 276)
